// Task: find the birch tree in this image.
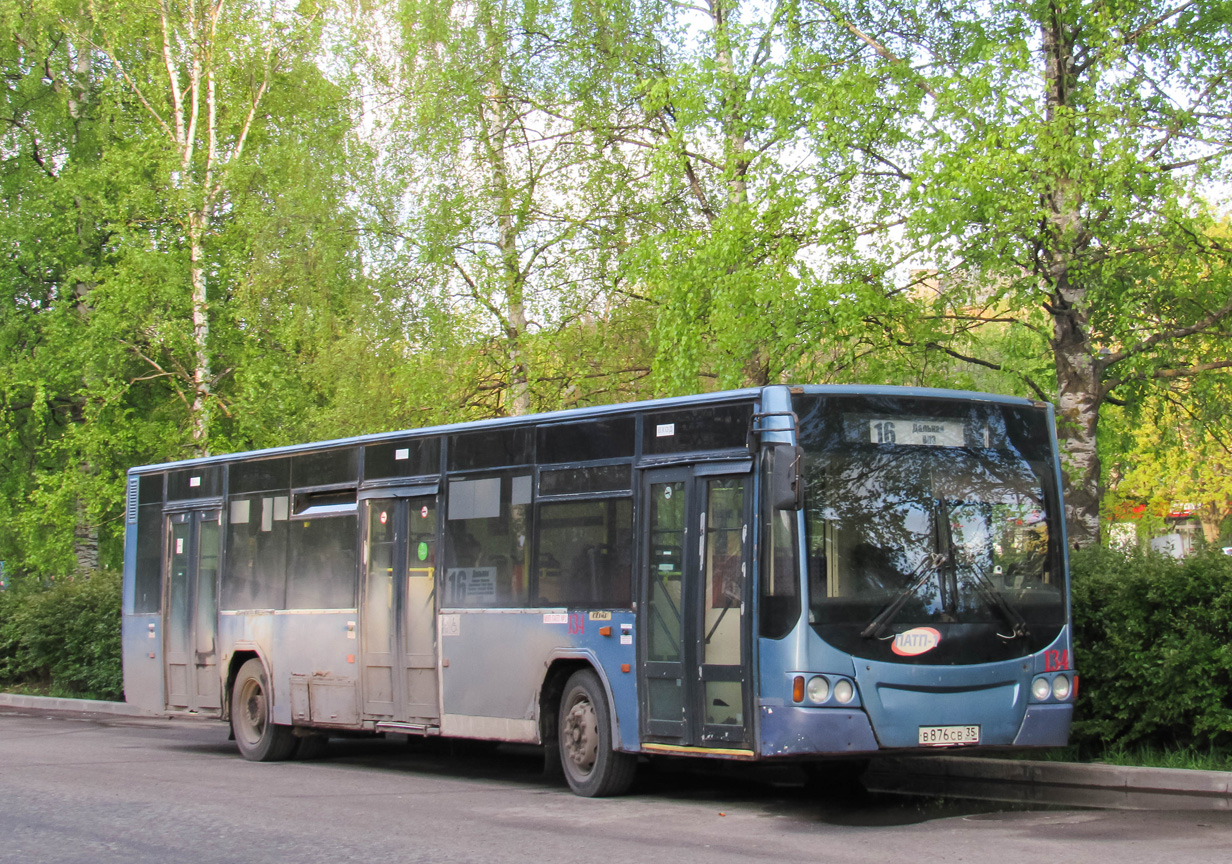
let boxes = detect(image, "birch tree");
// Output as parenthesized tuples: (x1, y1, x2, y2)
(626, 0, 921, 393)
(1, 0, 363, 579)
(72, 0, 326, 450)
(380, 0, 660, 415)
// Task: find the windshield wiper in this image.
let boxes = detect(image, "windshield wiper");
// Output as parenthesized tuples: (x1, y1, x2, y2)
(860, 552, 948, 639)
(967, 565, 1030, 640)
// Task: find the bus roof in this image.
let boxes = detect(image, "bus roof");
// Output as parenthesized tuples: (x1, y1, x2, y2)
(127, 384, 1043, 474)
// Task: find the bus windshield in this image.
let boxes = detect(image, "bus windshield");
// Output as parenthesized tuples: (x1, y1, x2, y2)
(794, 394, 1066, 665)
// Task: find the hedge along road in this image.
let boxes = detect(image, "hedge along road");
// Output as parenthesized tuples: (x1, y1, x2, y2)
(3, 706, 1232, 864)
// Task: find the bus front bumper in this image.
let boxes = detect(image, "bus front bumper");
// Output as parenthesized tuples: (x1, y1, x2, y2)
(758, 705, 880, 757)
(1012, 703, 1072, 746)
(758, 701, 1072, 757)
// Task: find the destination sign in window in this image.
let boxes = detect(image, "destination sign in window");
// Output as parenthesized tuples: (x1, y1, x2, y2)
(856, 416, 967, 447)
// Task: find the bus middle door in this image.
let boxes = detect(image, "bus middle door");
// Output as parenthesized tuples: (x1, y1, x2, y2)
(361, 496, 439, 724)
(640, 467, 751, 750)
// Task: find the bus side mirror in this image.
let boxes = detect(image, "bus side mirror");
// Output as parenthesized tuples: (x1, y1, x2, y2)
(769, 445, 804, 511)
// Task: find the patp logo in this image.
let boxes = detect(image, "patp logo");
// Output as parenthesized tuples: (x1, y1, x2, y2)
(892, 627, 942, 656)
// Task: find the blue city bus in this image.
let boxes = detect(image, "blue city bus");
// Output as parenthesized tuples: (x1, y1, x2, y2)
(121, 385, 1074, 796)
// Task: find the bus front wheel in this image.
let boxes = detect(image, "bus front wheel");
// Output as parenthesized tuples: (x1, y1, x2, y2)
(231, 658, 297, 762)
(557, 669, 636, 797)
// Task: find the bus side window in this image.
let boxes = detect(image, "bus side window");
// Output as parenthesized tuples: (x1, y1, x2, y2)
(759, 507, 799, 639)
(222, 495, 288, 610)
(133, 503, 163, 614)
(286, 513, 357, 609)
(445, 473, 532, 607)
(285, 491, 358, 610)
(534, 498, 633, 607)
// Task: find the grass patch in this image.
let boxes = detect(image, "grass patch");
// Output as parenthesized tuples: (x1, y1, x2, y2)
(0, 680, 118, 701)
(985, 744, 1232, 772)
(1087, 743, 1232, 773)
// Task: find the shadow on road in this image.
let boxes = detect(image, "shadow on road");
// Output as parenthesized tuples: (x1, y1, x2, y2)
(154, 728, 1076, 828)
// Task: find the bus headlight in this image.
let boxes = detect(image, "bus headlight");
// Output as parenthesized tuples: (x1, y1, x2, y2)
(1052, 674, 1071, 700)
(806, 676, 830, 704)
(833, 679, 855, 704)
(1032, 676, 1051, 701)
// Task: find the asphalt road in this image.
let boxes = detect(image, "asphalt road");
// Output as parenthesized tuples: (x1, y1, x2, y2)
(2, 708, 1231, 864)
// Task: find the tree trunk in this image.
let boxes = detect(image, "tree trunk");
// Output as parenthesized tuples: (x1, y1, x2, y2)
(1041, 4, 1101, 548)
(188, 209, 211, 452)
(506, 292, 531, 416)
(1051, 285, 1102, 548)
(480, 12, 530, 417)
(711, 0, 765, 387)
(1198, 503, 1226, 545)
(73, 519, 99, 576)
(73, 461, 99, 576)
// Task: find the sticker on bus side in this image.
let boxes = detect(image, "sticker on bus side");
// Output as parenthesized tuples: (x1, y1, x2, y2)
(543, 613, 568, 624)
(588, 611, 612, 621)
(440, 614, 460, 637)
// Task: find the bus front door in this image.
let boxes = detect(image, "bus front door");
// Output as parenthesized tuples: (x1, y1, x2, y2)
(361, 497, 439, 723)
(163, 508, 221, 714)
(640, 468, 751, 749)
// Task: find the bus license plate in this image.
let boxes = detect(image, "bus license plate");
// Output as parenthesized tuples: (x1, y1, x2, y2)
(918, 725, 980, 746)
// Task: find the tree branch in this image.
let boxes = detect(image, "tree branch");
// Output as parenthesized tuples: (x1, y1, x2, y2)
(83, 1, 175, 140)
(1104, 360, 1232, 397)
(1102, 291, 1232, 368)
(1074, 2, 1199, 75)
(819, 4, 937, 99)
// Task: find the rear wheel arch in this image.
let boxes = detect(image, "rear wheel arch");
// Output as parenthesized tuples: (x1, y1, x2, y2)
(224, 650, 262, 722)
(539, 656, 622, 748)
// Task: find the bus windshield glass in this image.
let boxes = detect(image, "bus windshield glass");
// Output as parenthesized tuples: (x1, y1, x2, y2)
(794, 394, 1066, 665)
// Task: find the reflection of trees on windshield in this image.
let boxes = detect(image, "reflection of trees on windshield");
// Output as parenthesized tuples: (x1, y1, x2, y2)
(799, 399, 1063, 631)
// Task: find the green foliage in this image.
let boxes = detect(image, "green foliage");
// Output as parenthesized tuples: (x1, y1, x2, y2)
(626, 0, 926, 393)
(1070, 547, 1232, 751)
(0, 0, 371, 581)
(0, 571, 122, 699)
(380, 0, 664, 415)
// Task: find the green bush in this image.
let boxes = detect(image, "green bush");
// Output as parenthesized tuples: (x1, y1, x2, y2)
(0, 570, 122, 700)
(1071, 546, 1232, 751)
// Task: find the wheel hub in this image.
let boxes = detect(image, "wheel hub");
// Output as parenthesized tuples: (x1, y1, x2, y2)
(238, 680, 266, 742)
(562, 698, 598, 774)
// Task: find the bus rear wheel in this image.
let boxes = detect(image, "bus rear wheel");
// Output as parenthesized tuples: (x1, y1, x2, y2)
(231, 658, 297, 762)
(557, 669, 636, 797)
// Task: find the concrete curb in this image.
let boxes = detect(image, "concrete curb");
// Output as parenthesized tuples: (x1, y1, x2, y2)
(0, 693, 159, 717)
(867, 755, 1232, 810)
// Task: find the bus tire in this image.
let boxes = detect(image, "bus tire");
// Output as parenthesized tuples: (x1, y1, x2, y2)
(558, 669, 636, 797)
(230, 658, 297, 762)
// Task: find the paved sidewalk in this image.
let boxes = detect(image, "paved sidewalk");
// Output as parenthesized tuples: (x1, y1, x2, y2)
(0, 692, 159, 717)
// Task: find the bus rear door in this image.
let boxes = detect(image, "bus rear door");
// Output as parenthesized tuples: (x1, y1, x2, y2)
(640, 467, 752, 750)
(163, 508, 221, 714)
